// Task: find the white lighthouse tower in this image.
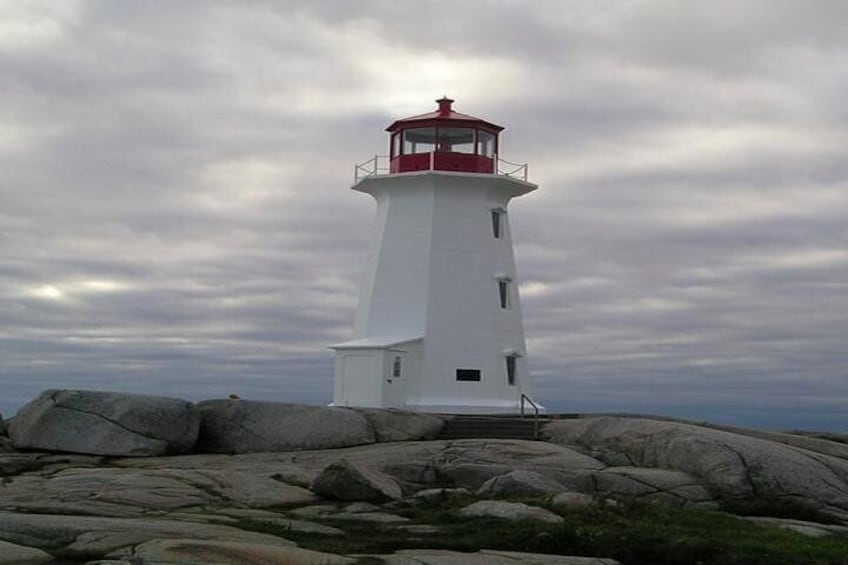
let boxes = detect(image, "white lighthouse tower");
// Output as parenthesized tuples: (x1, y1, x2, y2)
(331, 98, 539, 413)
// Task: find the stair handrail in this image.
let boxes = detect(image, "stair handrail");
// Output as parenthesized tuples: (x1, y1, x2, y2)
(519, 393, 540, 438)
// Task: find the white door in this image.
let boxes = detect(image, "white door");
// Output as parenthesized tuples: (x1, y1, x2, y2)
(340, 352, 382, 407)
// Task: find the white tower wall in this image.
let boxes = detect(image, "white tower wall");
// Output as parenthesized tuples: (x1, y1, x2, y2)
(332, 170, 537, 413)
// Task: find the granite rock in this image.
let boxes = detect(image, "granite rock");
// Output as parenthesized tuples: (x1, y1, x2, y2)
(196, 399, 375, 453)
(370, 549, 621, 564)
(357, 408, 445, 441)
(476, 469, 569, 498)
(458, 500, 564, 524)
(0, 538, 52, 564)
(9, 390, 199, 457)
(123, 538, 355, 564)
(0, 512, 293, 557)
(545, 416, 848, 519)
(311, 457, 403, 502)
(588, 467, 718, 509)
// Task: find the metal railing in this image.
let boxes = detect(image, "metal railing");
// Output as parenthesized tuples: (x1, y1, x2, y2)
(354, 155, 390, 183)
(519, 393, 541, 438)
(497, 157, 529, 182)
(353, 154, 529, 183)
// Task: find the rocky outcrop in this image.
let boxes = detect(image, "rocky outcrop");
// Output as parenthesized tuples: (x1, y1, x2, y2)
(586, 467, 718, 510)
(0, 539, 52, 564)
(6, 393, 450, 458)
(311, 457, 403, 502)
(706, 424, 848, 461)
(0, 512, 295, 557)
(9, 390, 199, 457)
(367, 550, 621, 564)
(430, 438, 605, 491)
(122, 539, 355, 564)
(290, 501, 411, 524)
(0, 436, 632, 562)
(196, 399, 375, 453)
(0, 440, 599, 519)
(0, 465, 318, 518)
(742, 517, 848, 538)
(545, 416, 848, 520)
(0, 416, 13, 454)
(547, 492, 597, 510)
(1, 389, 846, 564)
(476, 469, 568, 498)
(459, 500, 564, 524)
(214, 508, 346, 535)
(356, 408, 445, 441)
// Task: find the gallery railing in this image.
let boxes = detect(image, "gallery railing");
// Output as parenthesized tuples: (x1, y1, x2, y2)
(354, 154, 529, 183)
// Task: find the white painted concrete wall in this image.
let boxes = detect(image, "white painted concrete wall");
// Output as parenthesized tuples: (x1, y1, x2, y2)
(332, 338, 423, 408)
(334, 351, 383, 407)
(333, 170, 538, 413)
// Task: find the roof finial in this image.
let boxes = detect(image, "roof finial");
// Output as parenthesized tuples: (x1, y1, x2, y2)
(436, 96, 454, 116)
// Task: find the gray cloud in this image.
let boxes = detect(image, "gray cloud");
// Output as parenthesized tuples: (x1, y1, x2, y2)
(1, 1, 846, 430)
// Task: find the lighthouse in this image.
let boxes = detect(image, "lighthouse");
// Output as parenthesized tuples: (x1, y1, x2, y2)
(330, 98, 540, 414)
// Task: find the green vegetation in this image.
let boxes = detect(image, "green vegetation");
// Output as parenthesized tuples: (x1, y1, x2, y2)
(552, 501, 848, 565)
(234, 494, 848, 565)
(722, 496, 843, 525)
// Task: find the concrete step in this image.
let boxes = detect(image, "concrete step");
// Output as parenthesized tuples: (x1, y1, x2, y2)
(436, 415, 551, 440)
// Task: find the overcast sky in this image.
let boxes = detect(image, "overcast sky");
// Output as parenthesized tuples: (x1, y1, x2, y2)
(2, 1, 846, 430)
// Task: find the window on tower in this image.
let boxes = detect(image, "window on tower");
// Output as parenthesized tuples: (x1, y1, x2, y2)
(391, 132, 401, 159)
(477, 130, 496, 157)
(456, 368, 481, 382)
(506, 355, 517, 386)
(497, 278, 512, 309)
(402, 128, 437, 154)
(491, 208, 505, 238)
(436, 127, 475, 153)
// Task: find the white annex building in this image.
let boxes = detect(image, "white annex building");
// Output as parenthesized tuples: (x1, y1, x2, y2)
(330, 98, 540, 414)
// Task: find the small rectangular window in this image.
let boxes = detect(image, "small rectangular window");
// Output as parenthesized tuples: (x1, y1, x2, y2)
(506, 356, 516, 386)
(392, 356, 402, 378)
(456, 368, 481, 382)
(498, 279, 511, 309)
(491, 209, 502, 239)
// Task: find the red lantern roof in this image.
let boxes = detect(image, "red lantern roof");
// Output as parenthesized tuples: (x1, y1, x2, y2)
(386, 97, 504, 133)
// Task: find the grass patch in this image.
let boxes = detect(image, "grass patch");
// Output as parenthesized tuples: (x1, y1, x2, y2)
(231, 498, 848, 565)
(557, 501, 848, 565)
(722, 497, 843, 525)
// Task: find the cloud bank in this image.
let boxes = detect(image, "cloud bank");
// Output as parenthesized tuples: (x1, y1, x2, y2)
(2, 1, 846, 430)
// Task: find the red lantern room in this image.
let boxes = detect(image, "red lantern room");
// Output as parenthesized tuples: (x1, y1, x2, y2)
(386, 97, 504, 174)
